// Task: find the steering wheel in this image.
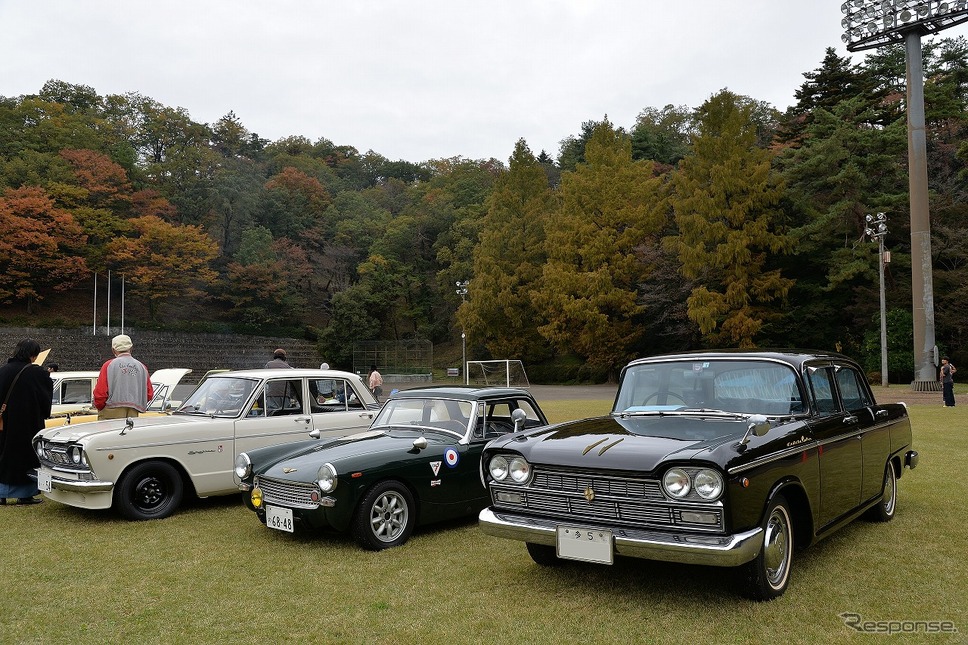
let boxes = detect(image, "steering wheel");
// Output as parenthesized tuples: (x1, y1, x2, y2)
(642, 391, 686, 406)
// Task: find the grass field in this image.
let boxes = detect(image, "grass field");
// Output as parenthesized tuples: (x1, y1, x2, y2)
(3, 398, 966, 644)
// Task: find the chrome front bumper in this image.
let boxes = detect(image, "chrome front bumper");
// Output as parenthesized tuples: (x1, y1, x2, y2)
(478, 508, 763, 567)
(38, 467, 114, 493)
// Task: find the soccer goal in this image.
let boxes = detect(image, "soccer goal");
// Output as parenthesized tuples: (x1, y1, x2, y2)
(465, 360, 530, 388)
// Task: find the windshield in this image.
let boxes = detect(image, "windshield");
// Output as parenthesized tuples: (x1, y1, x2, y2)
(615, 359, 805, 416)
(373, 398, 474, 436)
(176, 376, 257, 417)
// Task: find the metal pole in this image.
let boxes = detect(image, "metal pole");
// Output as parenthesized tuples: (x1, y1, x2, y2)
(879, 237, 888, 387)
(905, 31, 938, 388)
(106, 270, 111, 336)
(92, 272, 97, 335)
(462, 332, 467, 385)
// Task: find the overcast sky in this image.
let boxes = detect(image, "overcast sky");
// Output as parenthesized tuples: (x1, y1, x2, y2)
(4, 1, 968, 164)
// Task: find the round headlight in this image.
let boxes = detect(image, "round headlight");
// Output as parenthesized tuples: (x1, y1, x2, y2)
(508, 457, 531, 483)
(250, 487, 263, 508)
(488, 455, 509, 481)
(694, 469, 724, 500)
(316, 463, 337, 493)
(663, 468, 691, 498)
(234, 453, 252, 480)
(34, 441, 44, 459)
(69, 446, 82, 465)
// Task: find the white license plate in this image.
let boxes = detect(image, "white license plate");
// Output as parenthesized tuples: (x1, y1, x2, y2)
(556, 526, 613, 564)
(265, 505, 294, 533)
(38, 470, 52, 493)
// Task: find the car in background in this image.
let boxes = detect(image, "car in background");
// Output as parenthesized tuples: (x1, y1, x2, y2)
(237, 387, 548, 550)
(34, 369, 378, 520)
(45, 368, 192, 428)
(478, 351, 918, 600)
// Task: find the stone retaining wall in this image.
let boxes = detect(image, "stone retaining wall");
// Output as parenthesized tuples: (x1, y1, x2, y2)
(0, 327, 321, 384)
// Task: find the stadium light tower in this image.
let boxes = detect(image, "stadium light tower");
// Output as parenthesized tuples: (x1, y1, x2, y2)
(842, 1, 968, 389)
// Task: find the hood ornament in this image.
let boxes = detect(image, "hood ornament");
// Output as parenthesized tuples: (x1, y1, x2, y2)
(283, 467, 298, 474)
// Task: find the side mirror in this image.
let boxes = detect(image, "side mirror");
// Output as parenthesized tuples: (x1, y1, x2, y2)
(309, 429, 320, 439)
(511, 408, 528, 432)
(739, 414, 771, 445)
(412, 437, 428, 451)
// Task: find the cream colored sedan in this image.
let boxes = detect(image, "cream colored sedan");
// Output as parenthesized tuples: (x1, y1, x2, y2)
(33, 368, 379, 520)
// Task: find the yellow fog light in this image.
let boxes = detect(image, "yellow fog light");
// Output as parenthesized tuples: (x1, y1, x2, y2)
(251, 488, 264, 508)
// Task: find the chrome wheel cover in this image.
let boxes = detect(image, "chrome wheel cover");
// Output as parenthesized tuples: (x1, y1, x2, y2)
(763, 505, 792, 589)
(369, 490, 409, 543)
(882, 466, 897, 516)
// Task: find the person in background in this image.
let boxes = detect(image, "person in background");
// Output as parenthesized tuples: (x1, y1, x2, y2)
(0, 338, 53, 505)
(265, 348, 293, 369)
(368, 364, 384, 402)
(320, 362, 330, 370)
(93, 334, 153, 420)
(940, 356, 957, 407)
(47, 363, 58, 373)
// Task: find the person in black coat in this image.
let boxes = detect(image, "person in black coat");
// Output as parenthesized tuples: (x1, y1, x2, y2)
(0, 338, 53, 505)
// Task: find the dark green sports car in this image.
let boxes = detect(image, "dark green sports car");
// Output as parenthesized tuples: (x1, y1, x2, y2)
(236, 386, 548, 550)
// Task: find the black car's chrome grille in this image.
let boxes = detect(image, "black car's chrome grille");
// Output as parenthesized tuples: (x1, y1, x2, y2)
(491, 468, 724, 533)
(255, 476, 319, 510)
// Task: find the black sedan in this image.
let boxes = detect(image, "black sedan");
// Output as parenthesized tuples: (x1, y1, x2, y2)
(478, 351, 918, 600)
(236, 386, 548, 550)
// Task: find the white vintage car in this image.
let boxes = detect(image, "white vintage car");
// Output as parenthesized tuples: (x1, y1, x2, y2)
(46, 368, 192, 428)
(33, 368, 380, 520)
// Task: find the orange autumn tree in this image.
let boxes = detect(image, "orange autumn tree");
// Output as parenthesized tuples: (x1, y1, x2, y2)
(104, 215, 219, 319)
(0, 186, 88, 312)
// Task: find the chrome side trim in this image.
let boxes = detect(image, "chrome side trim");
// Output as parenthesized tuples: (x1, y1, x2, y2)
(478, 508, 762, 567)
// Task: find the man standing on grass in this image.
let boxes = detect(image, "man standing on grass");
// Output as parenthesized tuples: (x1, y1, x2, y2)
(94, 334, 153, 420)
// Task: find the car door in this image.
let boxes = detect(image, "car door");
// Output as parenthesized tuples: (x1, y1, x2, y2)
(234, 377, 314, 457)
(834, 363, 888, 504)
(308, 377, 376, 439)
(806, 363, 863, 528)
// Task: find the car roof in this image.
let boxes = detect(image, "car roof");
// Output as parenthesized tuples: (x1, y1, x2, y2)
(626, 349, 858, 371)
(49, 371, 100, 379)
(213, 368, 366, 379)
(388, 385, 533, 401)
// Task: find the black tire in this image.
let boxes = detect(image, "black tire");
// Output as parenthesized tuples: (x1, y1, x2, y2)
(352, 481, 415, 550)
(865, 463, 897, 522)
(525, 542, 560, 566)
(115, 461, 185, 521)
(741, 494, 793, 601)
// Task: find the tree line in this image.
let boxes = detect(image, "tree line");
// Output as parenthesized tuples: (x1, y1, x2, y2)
(2, 38, 968, 382)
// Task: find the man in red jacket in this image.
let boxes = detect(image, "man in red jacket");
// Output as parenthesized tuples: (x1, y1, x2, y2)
(94, 334, 153, 420)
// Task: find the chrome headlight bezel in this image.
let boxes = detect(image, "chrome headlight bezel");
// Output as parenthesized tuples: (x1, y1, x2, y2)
(234, 453, 252, 480)
(508, 456, 532, 484)
(662, 467, 692, 498)
(488, 455, 510, 482)
(693, 468, 724, 500)
(316, 462, 337, 493)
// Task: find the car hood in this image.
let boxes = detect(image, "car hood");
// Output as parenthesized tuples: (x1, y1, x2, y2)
(37, 414, 204, 443)
(487, 414, 752, 473)
(257, 427, 449, 482)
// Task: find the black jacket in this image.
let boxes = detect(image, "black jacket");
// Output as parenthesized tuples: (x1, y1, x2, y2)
(0, 359, 53, 485)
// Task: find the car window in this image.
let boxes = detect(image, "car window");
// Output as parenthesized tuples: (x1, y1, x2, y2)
(56, 379, 94, 405)
(835, 365, 872, 411)
(473, 398, 544, 440)
(374, 398, 472, 434)
(309, 379, 362, 413)
(807, 367, 840, 415)
(264, 378, 304, 416)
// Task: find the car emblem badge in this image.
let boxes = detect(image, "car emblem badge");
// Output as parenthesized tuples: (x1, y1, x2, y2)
(584, 487, 595, 502)
(430, 461, 442, 476)
(283, 467, 297, 474)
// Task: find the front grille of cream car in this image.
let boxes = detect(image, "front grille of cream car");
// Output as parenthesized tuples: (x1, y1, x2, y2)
(36, 441, 92, 474)
(255, 476, 319, 510)
(492, 468, 724, 533)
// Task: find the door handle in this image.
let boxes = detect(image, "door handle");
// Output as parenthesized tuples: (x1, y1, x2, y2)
(294, 416, 311, 423)
(875, 409, 889, 418)
(843, 415, 858, 424)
